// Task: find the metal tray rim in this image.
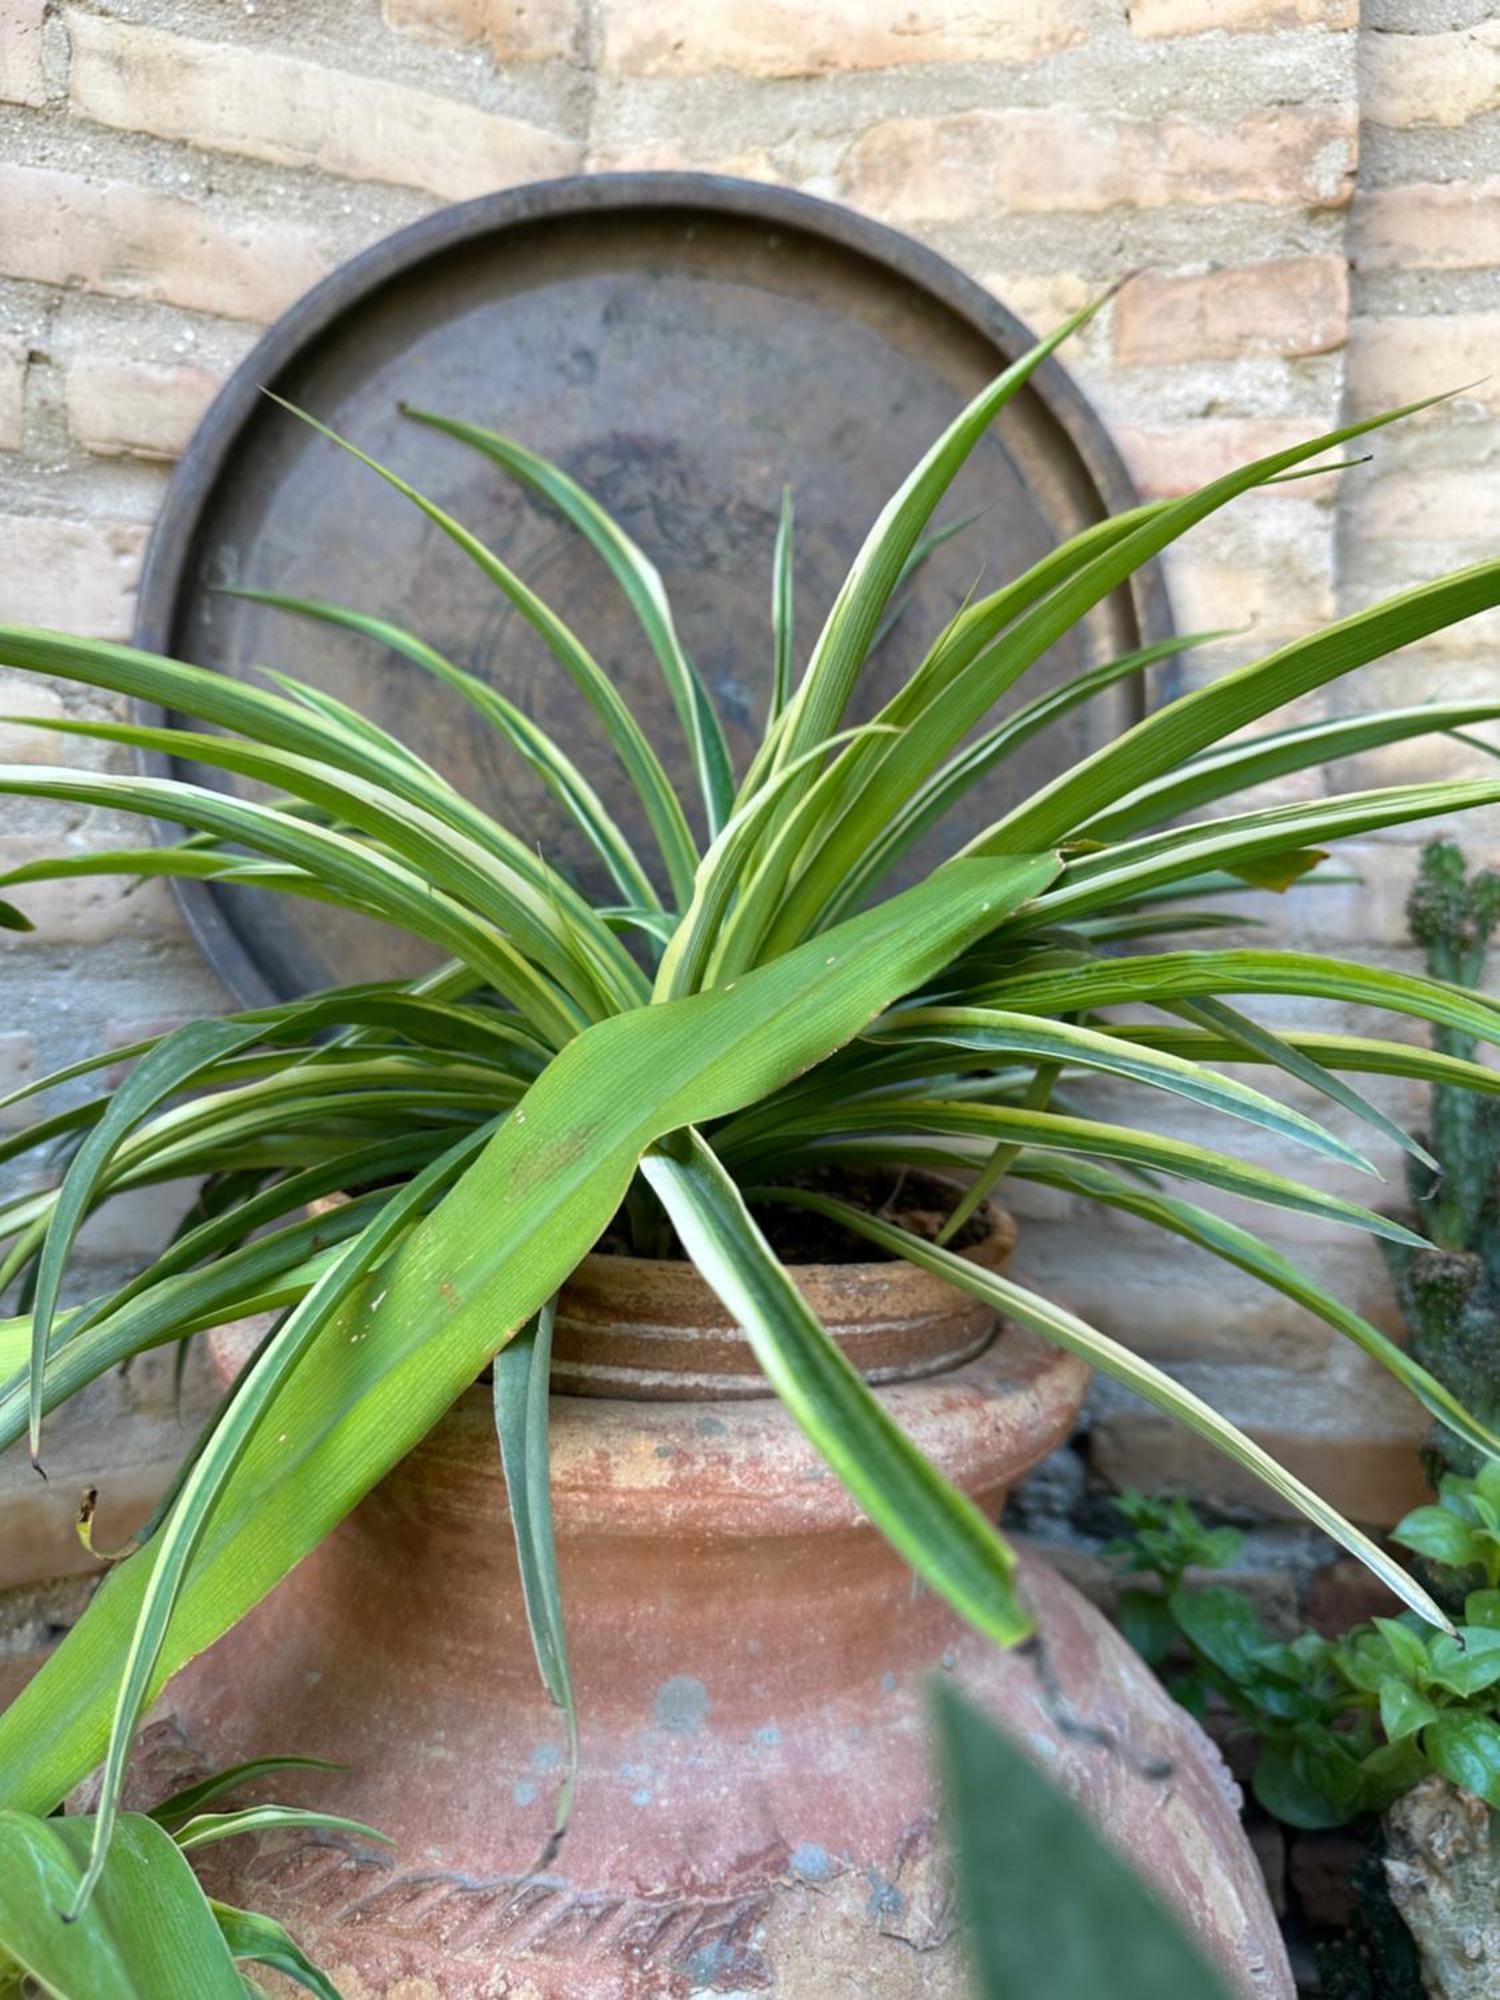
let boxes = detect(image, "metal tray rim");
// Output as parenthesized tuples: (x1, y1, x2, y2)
(131, 171, 1173, 1006)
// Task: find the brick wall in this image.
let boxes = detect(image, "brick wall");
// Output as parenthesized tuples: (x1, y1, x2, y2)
(1, 0, 1497, 1674)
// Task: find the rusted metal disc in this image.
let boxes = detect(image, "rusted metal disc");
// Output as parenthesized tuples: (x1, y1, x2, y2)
(133, 173, 1172, 1005)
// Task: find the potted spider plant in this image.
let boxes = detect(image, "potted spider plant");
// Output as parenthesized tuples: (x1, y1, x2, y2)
(2, 295, 1500, 1996)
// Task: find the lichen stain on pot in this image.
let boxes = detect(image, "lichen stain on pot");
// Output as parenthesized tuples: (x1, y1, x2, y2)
(143, 1202, 1292, 1998)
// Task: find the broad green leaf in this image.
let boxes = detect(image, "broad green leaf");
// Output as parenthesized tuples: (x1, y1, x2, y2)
(1427, 1714, 1500, 1807)
(0, 1809, 242, 1999)
(1380, 1680, 1439, 1743)
(1168, 1586, 1267, 1681)
(209, 1902, 340, 2000)
(932, 1680, 1233, 2000)
(0, 854, 1056, 1821)
(493, 1300, 576, 1856)
(1426, 1628, 1500, 1698)
(1392, 1505, 1482, 1569)
(402, 406, 737, 839)
(758, 1191, 1453, 1630)
(1253, 1732, 1366, 1830)
(645, 1129, 1026, 1642)
(66, 1127, 493, 1916)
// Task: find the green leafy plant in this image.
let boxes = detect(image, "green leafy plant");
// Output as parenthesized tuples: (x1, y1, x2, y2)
(0, 1757, 376, 1998)
(932, 1679, 1233, 1999)
(1109, 1478, 1500, 1831)
(1384, 837, 1500, 1479)
(1, 302, 1500, 1921)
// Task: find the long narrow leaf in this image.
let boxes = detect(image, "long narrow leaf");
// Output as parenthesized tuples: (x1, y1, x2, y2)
(971, 947, 1500, 1048)
(209, 1901, 340, 2000)
(493, 1299, 576, 1857)
(738, 1096, 1424, 1248)
(28, 1020, 268, 1466)
(0, 765, 585, 1043)
(644, 1129, 1029, 1645)
(227, 590, 661, 912)
(264, 398, 700, 905)
(978, 556, 1500, 855)
(1007, 1151, 1500, 1469)
(403, 406, 737, 839)
(868, 1007, 1377, 1176)
(770, 485, 796, 725)
(762, 1192, 1453, 1630)
(1078, 698, 1500, 844)
(1169, 995, 1436, 1172)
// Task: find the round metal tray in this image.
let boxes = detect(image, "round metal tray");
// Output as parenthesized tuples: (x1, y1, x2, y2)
(134, 173, 1172, 1006)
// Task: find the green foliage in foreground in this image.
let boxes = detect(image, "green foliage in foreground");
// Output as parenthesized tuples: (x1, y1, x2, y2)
(1, 299, 1500, 1913)
(933, 1680, 1232, 2000)
(1110, 1477, 1500, 1831)
(0, 1758, 372, 1998)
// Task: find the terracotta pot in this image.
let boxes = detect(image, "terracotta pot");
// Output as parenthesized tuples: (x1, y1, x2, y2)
(144, 1205, 1292, 1999)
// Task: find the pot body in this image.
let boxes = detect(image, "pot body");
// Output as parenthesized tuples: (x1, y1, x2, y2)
(148, 1219, 1292, 1999)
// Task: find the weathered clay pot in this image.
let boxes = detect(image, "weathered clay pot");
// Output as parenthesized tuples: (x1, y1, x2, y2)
(145, 1206, 1292, 1999)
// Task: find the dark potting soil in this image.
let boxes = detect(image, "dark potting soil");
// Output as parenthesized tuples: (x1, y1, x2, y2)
(595, 1168, 989, 1265)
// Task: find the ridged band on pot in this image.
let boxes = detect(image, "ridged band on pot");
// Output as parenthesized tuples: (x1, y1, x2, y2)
(549, 1201, 1018, 1398)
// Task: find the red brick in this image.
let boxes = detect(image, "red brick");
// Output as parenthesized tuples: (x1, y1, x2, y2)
(841, 106, 1357, 224)
(1352, 180, 1500, 274)
(1361, 21, 1500, 131)
(67, 14, 580, 201)
(1357, 469, 1500, 544)
(384, 0, 579, 60)
(601, 0, 1087, 76)
(0, 163, 332, 324)
(1114, 418, 1342, 500)
(1347, 315, 1500, 419)
(0, 514, 148, 639)
(65, 359, 224, 461)
(0, 835, 181, 947)
(1114, 258, 1348, 368)
(0, 0, 46, 108)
